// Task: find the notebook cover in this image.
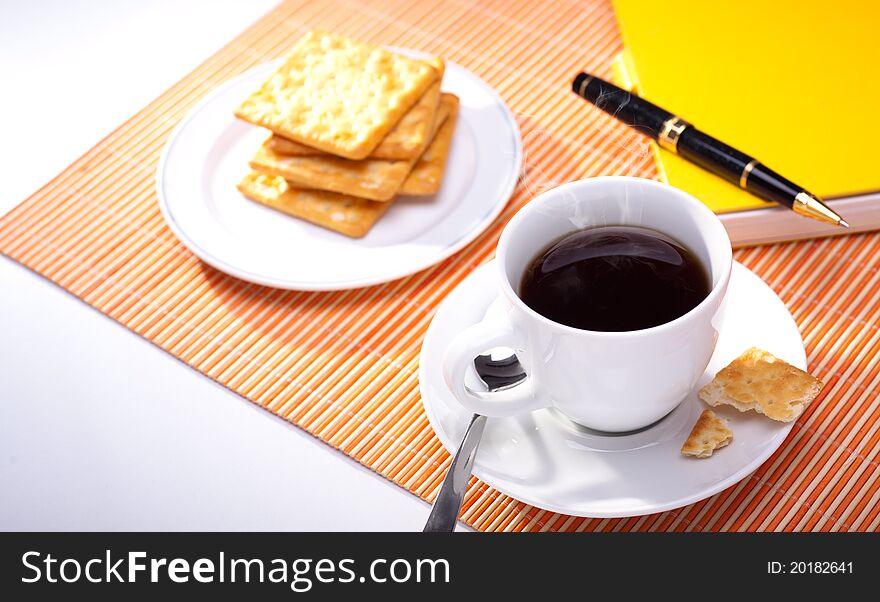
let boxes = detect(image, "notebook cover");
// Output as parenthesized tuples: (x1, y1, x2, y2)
(611, 0, 880, 214)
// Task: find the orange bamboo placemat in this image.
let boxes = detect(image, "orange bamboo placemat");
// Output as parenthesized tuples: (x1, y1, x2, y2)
(1, 0, 877, 531)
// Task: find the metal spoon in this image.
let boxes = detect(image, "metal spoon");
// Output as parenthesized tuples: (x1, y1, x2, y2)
(423, 352, 526, 532)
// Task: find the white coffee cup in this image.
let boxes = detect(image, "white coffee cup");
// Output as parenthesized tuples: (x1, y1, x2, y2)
(443, 176, 732, 432)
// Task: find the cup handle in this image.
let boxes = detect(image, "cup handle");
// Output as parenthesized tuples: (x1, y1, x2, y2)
(442, 311, 551, 417)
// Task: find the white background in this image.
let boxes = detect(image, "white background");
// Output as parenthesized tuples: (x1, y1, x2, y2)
(0, 0, 461, 531)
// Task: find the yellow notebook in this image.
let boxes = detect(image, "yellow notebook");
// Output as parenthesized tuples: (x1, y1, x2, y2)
(611, 0, 880, 216)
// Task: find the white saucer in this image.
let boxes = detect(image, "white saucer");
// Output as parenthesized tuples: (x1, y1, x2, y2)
(156, 52, 522, 290)
(419, 261, 806, 518)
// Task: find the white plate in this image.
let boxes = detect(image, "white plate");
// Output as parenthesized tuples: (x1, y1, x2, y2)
(156, 53, 522, 290)
(419, 261, 806, 518)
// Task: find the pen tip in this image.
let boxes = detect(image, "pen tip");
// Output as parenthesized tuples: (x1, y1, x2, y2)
(839, 219, 850, 228)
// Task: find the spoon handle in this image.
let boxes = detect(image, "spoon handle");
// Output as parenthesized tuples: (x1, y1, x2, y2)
(423, 414, 487, 532)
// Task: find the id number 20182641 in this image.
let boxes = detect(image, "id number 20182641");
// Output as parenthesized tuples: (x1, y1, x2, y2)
(768, 561, 853, 574)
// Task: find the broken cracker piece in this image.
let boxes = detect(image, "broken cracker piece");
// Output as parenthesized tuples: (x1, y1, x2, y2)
(681, 410, 733, 458)
(699, 347, 823, 422)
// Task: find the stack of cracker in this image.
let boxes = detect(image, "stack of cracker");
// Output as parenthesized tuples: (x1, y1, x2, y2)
(234, 31, 459, 237)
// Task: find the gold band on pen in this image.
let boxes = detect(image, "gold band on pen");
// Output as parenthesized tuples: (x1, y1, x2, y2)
(577, 75, 594, 98)
(658, 116, 689, 152)
(739, 159, 759, 189)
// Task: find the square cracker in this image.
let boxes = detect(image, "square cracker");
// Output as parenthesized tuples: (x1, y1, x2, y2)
(234, 31, 440, 160)
(236, 172, 389, 238)
(699, 347, 824, 422)
(681, 410, 732, 458)
(266, 78, 444, 160)
(249, 142, 416, 202)
(400, 93, 459, 195)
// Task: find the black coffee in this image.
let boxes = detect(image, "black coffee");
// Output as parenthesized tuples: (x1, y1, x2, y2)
(520, 226, 710, 331)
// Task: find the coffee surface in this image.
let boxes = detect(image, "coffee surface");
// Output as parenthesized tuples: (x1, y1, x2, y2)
(520, 226, 710, 331)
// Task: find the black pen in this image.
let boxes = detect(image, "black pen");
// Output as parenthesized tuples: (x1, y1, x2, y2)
(572, 72, 848, 228)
